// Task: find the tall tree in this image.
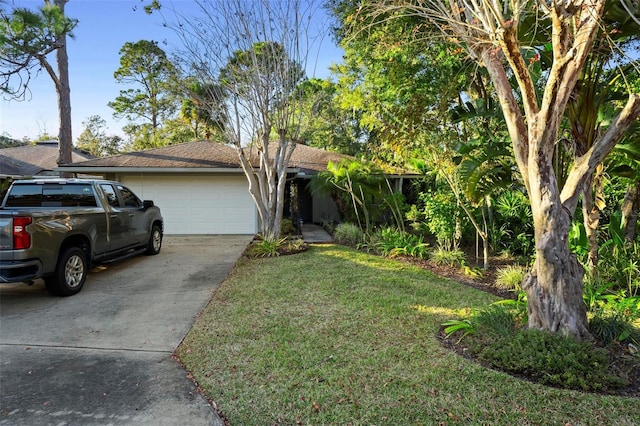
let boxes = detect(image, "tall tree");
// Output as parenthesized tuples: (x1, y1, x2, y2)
(296, 78, 364, 156)
(0, 0, 77, 167)
(362, 0, 640, 339)
(108, 40, 179, 143)
(328, 1, 470, 165)
(153, 0, 324, 240)
(76, 115, 122, 157)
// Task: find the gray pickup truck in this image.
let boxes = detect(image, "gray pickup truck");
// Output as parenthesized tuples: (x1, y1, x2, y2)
(0, 178, 163, 296)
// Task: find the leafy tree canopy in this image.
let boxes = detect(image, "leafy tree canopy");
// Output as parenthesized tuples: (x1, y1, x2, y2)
(108, 39, 180, 133)
(0, 1, 76, 99)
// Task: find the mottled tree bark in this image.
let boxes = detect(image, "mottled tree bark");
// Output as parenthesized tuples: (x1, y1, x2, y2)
(581, 164, 605, 271)
(523, 152, 590, 338)
(621, 179, 640, 243)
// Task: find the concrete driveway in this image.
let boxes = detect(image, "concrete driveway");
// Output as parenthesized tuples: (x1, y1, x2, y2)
(0, 235, 252, 425)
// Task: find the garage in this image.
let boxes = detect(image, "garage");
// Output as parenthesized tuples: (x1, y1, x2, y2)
(120, 173, 257, 235)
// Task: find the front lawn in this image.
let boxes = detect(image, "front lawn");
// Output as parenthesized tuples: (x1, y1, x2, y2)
(176, 245, 639, 425)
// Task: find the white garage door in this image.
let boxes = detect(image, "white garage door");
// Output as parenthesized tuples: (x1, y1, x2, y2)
(120, 174, 257, 235)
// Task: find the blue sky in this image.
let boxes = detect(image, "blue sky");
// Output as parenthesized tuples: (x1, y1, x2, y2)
(1, 0, 343, 141)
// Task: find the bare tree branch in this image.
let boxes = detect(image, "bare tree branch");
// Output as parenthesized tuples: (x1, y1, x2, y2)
(157, 0, 326, 239)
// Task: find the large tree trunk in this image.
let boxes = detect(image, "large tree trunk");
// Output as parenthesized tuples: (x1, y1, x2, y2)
(521, 134, 590, 340)
(522, 208, 589, 339)
(621, 179, 640, 243)
(55, 0, 72, 171)
(237, 135, 295, 241)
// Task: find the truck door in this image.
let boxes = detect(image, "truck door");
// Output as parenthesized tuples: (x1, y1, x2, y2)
(115, 184, 148, 246)
(99, 183, 131, 252)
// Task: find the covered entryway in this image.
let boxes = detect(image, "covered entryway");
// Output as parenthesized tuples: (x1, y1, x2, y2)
(121, 174, 257, 235)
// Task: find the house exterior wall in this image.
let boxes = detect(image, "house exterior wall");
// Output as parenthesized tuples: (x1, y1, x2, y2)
(119, 173, 258, 235)
(312, 192, 340, 224)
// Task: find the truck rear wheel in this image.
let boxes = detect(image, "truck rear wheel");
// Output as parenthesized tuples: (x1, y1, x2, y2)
(45, 247, 88, 297)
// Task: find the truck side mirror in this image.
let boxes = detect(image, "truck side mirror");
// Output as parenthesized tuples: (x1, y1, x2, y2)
(142, 200, 155, 209)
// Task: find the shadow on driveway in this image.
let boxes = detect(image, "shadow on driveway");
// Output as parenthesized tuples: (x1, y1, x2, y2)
(0, 235, 252, 425)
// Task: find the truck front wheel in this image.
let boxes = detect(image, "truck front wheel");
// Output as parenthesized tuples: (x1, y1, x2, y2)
(145, 225, 162, 255)
(45, 247, 88, 297)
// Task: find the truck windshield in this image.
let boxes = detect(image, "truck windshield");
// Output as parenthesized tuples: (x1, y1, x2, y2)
(4, 183, 98, 207)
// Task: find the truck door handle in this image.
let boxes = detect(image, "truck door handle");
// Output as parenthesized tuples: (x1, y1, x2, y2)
(110, 214, 118, 218)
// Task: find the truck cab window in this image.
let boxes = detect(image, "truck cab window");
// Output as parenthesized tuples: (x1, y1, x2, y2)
(5, 184, 97, 207)
(100, 184, 120, 207)
(117, 185, 141, 208)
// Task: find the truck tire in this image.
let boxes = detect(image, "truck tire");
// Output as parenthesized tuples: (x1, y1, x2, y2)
(45, 247, 88, 297)
(145, 225, 162, 255)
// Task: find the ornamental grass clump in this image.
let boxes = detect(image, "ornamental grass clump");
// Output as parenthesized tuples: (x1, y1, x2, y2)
(430, 246, 466, 267)
(372, 227, 429, 259)
(333, 222, 364, 247)
(495, 264, 527, 291)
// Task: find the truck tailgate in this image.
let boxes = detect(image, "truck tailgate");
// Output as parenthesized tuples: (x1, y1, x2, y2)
(0, 215, 14, 251)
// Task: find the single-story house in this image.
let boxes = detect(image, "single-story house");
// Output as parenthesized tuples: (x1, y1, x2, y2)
(0, 140, 94, 179)
(56, 140, 414, 235)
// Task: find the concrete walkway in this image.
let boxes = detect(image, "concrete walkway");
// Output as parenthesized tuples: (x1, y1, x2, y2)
(300, 224, 333, 243)
(0, 235, 252, 426)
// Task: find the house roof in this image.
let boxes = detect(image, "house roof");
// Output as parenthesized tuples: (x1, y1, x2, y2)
(0, 141, 94, 177)
(59, 140, 241, 171)
(55, 140, 417, 177)
(0, 154, 42, 176)
(247, 143, 355, 174)
(56, 140, 358, 175)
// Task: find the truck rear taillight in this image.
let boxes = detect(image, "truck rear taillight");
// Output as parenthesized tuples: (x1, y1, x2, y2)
(13, 217, 32, 249)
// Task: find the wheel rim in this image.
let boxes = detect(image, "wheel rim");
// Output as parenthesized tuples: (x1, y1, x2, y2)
(64, 255, 84, 288)
(152, 230, 162, 252)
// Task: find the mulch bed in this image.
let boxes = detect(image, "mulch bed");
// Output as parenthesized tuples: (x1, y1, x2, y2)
(400, 253, 640, 399)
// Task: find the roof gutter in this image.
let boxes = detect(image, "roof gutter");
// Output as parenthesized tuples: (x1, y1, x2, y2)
(54, 166, 302, 174)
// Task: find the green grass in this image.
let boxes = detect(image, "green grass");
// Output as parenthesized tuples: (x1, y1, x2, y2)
(177, 245, 639, 425)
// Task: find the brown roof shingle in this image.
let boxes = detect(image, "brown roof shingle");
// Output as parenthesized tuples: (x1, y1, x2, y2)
(0, 141, 93, 176)
(63, 140, 355, 173)
(71, 140, 241, 169)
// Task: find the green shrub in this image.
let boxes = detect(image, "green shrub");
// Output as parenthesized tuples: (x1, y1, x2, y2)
(246, 237, 308, 258)
(495, 265, 527, 291)
(442, 318, 475, 343)
(444, 301, 632, 393)
(595, 241, 640, 296)
(247, 237, 286, 258)
(322, 219, 337, 235)
(492, 190, 534, 257)
(472, 329, 627, 392)
(462, 265, 484, 278)
(286, 238, 306, 251)
(584, 277, 640, 323)
(589, 313, 640, 346)
(281, 218, 296, 235)
(333, 223, 364, 247)
(472, 304, 524, 339)
(430, 247, 466, 267)
(372, 227, 429, 259)
(419, 190, 465, 249)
